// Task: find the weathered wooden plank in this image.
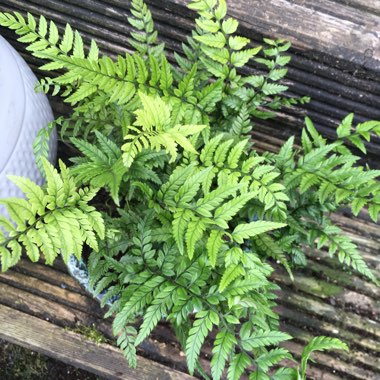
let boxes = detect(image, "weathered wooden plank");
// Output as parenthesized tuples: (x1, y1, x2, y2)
(0, 281, 112, 335)
(277, 304, 380, 354)
(334, 0, 380, 15)
(15, 259, 87, 294)
(273, 269, 380, 320)
(304, 256, 380, 299)
(0, 304, 195, 380)
(278, 288, 380, 340)
(0, 273, 208, 374)
(166, 0, 380, 72)
(0, 270, 104, 317)
(284, 0, 380, 25)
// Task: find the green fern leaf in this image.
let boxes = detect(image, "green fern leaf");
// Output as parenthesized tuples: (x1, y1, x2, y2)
(186, 311, 215, 375)
(173, 209, 193, 255)
(232, 221, 286, 244)
(207, 229, 224, 267)
(241, 330, 291, 350)
(211, 330, 237, 380)
(219, 264, 245, 292)
(300, 336, 348, 378)
(135, 284, 175, 345)
(227, 352, 251, 380)
(186, 219, 206, 259)
(256, 347, 292, 372)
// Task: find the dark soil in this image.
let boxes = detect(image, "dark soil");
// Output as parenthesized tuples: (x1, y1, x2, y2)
(0, 339, 105, 380)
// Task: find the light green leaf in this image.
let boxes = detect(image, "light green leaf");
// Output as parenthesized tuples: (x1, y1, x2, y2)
(232, 221, 286, 244)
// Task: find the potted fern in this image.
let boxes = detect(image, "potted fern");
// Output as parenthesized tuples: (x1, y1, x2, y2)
(0, 0, 379, 378)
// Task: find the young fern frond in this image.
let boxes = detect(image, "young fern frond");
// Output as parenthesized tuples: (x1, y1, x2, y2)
(336, 113, 380, 154)
(33, 121, 56, 176)
(189, 0, 261, 80)
(290, 117, 380, 222)
(122, 92, 206, 167)
(128, 0, 165, 58)
(186, 310, 216, 375)
(299, 336, 348, 379)
(0, 159, 104, 271)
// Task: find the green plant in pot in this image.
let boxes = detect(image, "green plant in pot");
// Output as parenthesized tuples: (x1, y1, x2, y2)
(1, 0, 379, 378)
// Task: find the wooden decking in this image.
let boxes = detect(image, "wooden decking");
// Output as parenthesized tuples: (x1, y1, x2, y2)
(0, 211, 378, 379)
(0, 1, 379, 379)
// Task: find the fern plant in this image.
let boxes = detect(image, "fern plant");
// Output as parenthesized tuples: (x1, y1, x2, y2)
(0, 0, 378, 378)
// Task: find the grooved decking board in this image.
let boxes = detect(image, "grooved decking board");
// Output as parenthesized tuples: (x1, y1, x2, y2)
(168, 0, 380, 72)
(0, 304, 195, 380)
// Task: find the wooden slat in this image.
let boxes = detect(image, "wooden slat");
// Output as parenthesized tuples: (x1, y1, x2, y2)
(14, 259, 88, 295)
(304, 256, 380, 299)
(0, 270, 105, 317)
(165, 0, 380, 72)
(334, 0, 380, 15)
(277, 304, 380, 354)
(0, 304, 195, 380)
(273, 270, 380, 321)
(279, 288, 380, 340)
(0, 281, 111, 335)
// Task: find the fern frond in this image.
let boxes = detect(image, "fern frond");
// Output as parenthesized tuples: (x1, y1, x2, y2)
(117, 326, 138, 368)
(71, 131, 126, 205)
(33, 121, 56, 176)
(300, 336, 348, 378)
(317, 225, 377, 283)
(211, 329, 237, 380)
(232, 221, 286, 244)
(122, 93, 206, 167)
(227, 352, 252, 380)
(256, 347, 292, 372)
(128, 0, 165, 58)
(135, 284, 175, 345)
(0, 159, 104, 270)
(186, 310, 217, 374)
(241, 330, 292, 350)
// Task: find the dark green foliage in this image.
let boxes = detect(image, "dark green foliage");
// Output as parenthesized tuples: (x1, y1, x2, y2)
(0, 0, 377, 378)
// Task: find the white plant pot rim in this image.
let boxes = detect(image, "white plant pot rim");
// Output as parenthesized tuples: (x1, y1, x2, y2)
(67, 256, 118, 305)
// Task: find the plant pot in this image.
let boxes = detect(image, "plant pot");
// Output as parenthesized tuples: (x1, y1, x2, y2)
(67, 256, 117, 306)
(0, 35, 57, 216)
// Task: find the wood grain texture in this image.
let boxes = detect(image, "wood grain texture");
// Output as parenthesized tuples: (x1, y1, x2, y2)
(169, 0, 380, 72)
(334, 0, 380, 15)
(0, 304, 195, 380)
